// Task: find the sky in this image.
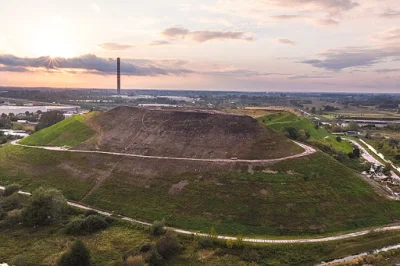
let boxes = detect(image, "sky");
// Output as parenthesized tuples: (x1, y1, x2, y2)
(0, 0, 400, 93)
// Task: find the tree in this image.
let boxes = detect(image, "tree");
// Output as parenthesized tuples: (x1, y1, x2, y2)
(347, 121, 359, 131)
(22, 187, 67, 226)
(311, 107, 316, 114)
(383, 163, 392, 176)
(58, 240, 91, 266)
(336, 136, 342, 142)
(284, 127, 299, 140)
(155, 233, 182, 259)
(151, 219, 166, 236)
(35, 110, 64, 131)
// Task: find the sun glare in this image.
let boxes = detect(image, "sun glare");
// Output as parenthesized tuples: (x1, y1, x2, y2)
(32, 16, 75, 58)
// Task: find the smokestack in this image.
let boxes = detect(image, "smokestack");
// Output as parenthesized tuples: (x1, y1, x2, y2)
(117, 57, 121, 95)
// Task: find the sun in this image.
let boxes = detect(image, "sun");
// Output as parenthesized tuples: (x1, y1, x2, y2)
(32, 16, 75, 58)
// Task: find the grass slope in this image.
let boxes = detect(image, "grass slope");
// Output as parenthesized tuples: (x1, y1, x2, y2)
(4, 216, 400, 266)
(19, 112, 97, 147)
(258, 112, 329, 139)
(258, 112, 354, 154)
(1, 144, 400, 236)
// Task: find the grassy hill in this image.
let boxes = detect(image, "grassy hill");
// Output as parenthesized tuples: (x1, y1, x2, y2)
(258, 112, 329, 139)
(258, 112, 354, 154)
(1, 143, 400, 237)
(19, 112, 97, 147)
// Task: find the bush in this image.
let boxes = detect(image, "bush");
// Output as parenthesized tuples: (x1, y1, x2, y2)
(144, 249, 163, 266)
(58, 240, 91, 266)
(22, 187, 67, 226)
(81, 215, 108, 233)
(0, 193, 22, 211)
(151, 219, 166, 236)
(3, 183, 21, 197)
(84, 209, 98, 217)
(65, 215, 109, 235)
(336, 136, 342, 142)
(139, 244, 151, 253)
(155, 233, 182, 259)
(241, 249, 261, 263)
(65, 219, 84, 235)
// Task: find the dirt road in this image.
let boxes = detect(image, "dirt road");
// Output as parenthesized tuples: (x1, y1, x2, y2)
(11, 140, 316, 164)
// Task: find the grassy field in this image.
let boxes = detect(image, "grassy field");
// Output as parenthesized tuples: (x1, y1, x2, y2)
(2, 143, 400, 237)
(19, 112, 97, 147)
(258, 112, 329, 139)
(3, 210, 400, 266)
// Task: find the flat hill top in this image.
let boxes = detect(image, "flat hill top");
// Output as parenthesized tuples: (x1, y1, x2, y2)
(69, 107, 303, 160)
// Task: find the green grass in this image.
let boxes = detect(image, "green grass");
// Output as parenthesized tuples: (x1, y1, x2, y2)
(258, 112, 329, 139)
(84, 151, 400, 236)
(19, 112, 97, 147)
(3, 213, 400, 266)
(1, 143, 400, 237)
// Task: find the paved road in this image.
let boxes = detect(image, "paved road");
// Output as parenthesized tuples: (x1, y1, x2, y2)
(10, 140, 316, 163)
(2, 185, 400, 244)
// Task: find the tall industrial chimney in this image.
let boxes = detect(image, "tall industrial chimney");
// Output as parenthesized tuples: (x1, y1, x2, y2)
(117, 57, 121, 95)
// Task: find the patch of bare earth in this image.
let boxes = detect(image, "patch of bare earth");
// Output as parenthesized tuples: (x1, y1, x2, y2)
(168, 180, 190, 195)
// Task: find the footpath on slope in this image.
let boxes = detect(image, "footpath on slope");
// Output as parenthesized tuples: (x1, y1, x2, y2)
(2, 185, 400, 244)
(10, 140, 316, 163)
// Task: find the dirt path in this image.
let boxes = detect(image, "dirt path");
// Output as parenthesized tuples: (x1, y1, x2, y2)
(10, 140, 316, 163)
(1, 185, 400, 244)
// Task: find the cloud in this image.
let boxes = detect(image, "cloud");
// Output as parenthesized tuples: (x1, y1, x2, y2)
(0, 65, 30, 73)
(0, 54, 193, 76)
(314, 18, 340, 26)
(204, 0, 359, 27)
(203, 69, 287, 77)
(149, 40, 171, 46)
(373, 28, 400, 41)
(376, 68, 400, 73)
(301, 46, 400, 71)
(288, 74, 332, 79)
(98, 42, 134, 51)
(380, 8, 400, 18)
(277, 39, 296, 45)
(162, 27, 253, 42)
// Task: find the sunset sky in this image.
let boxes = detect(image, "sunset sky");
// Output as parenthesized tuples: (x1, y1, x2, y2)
(0, 0, 400, 92)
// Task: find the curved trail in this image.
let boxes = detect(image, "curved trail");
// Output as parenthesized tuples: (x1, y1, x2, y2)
(11, 140, 316, 163)
(1, 185, 400, 244)
(6, 139, 400, 244)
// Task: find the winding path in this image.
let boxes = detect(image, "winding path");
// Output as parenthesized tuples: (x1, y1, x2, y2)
(5, 139, 400, 244)
(1, 185, 400, 244)
(10, 140, 316, 164)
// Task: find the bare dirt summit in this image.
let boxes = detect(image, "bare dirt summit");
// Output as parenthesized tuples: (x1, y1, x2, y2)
(77, 107, 302, 159)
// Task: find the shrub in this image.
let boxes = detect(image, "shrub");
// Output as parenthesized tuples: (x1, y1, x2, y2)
(65, 219, 84, 235)
(22, 187, 67, 226)
(58, 240, 91, 266)
(65, 215, 108, 235)
(155, 233, 182, 259)
(336, 136, 342, 142)
(4, 209, 23, 225)
(139, 244, 151, 253)
(84, 209, 98, 217)
(144, 249, 163, 266)
(241, 249, 261, 263)
(151, 219, 166, 236)
(226, 239, 234, 249)
(0, 193, 22, 211)
(3, 183, 21, 197)
(81, 215, 108, 233)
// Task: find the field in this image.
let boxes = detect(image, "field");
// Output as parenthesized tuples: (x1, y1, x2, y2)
(1, 143, 400, 237)
(4, 205, 400, 266)
(258, 112, 355, 154)
(19, 112, 97, 147)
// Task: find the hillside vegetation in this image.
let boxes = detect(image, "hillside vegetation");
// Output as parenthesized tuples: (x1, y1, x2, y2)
(20, 112, 97, 147)
(1, 143, 400, 236)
